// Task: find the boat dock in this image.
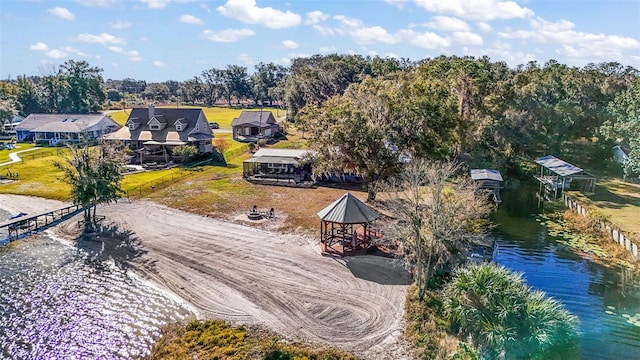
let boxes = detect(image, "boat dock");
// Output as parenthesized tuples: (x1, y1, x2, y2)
(0, 204, 85, 244)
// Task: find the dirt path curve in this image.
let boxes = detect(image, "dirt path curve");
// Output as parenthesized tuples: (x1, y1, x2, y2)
(0, 196, 412, 359)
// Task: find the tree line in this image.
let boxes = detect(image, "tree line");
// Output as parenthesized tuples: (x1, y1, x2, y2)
(1, 55, 638, 176)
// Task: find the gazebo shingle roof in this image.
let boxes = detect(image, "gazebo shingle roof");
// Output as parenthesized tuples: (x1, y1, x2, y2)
(317, 193, 379, 224)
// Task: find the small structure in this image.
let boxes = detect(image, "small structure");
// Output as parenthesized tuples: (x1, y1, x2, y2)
(105, 105, 213, 163)
(2, 113, 24, 135)
(317, 193, 379, 256)
(231, 110, 280, 142)
(470, 169, 503, 205)
(534, 155, 596, 199)
(243, 148, 313, 185)
(613, 145, 630, 165)
(16, 114, 119, 144)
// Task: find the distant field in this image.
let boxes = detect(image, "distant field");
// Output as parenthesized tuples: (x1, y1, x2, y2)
(106, 106, 284, 128)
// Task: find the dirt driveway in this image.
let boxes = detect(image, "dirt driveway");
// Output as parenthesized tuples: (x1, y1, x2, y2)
(0, 195, 412, 359)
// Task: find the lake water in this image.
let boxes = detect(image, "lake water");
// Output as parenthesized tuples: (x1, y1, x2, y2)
(494, 187, 640, 359)
(0, 208, 193, 359)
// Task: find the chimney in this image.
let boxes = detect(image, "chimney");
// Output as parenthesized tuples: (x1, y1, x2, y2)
(148, 104, 155, 119)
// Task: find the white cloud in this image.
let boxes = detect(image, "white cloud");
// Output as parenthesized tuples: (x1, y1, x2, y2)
(352, 26, 398, 45)
(319, 46, 337, 53)
(180, 14, 204, 25)
(332, 14, 451, 50)
(47, 7, 76, 21)
(202, 28, 255, 42)
(414, 0, 533, 21)
(108, 46, 142, 61)
(238, 53, 253, 64)
(425, 16, 470, 32)
(333, 15, 363, 29)
(140, 0, 170, 9)
(30, 42, 49, 51)
(306, 11, 334, 35)
(111, 21, 132, 29)
(46, 49, 69, 59)
(139, 0, 197, 9)
(62, 46, 91, 58)
(217, 0, 301, 29)
(399, 29, 451, 49)
(76, 0, 118, 8)
(385, 0, 407, 9)
(200, 3, 211, 13)
(385, 52, 399, 59)
(282, 40, 298, 49)
(153, 61, 166, 67)
(452, 31, 483, 45)
(74, 32, 126, 45)
(305, 10, 328, 25)
(484, 40, 536, 66)
(477, 22, 492, 32)
(498, 17, 640, 63)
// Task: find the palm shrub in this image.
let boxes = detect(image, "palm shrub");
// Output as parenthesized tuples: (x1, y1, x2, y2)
(444, 263, 579, 359)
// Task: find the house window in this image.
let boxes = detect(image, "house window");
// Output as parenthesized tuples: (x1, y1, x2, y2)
(175, 124, 184, 131)
(128, 123, 136, 130)
(150, 124, 160, 131)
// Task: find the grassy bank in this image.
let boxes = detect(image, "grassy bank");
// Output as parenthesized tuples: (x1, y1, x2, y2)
(147, 319, 359, 360)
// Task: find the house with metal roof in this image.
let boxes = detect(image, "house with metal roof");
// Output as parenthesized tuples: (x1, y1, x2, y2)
(15, 114, 119, 145)
(534, 155, 596, 199)
(230, 110, 280, 142)
(242, 148, 313, 185)
(105, 105, 213, 163)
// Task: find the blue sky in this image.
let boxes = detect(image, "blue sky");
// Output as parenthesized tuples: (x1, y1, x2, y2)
(1, 0, 639, 82)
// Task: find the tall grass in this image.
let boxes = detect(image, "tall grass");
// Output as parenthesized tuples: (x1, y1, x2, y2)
(147, 319, 359, 360)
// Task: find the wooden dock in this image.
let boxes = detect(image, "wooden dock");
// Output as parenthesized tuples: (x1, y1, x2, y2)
(0, 204, 85, 245)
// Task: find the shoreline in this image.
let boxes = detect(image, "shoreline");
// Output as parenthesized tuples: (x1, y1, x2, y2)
(0, 194, 411, 360)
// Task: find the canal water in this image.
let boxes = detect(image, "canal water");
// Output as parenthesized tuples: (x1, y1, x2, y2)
(494, 187, 640, 359)
(0, 208, 193, 359)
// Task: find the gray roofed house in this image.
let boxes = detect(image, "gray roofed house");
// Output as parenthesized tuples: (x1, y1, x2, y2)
(242, 148, 313, 184)
(230, 111, 280, 142)
(15, 114, 119, 144)
(104, 105, 213, 163)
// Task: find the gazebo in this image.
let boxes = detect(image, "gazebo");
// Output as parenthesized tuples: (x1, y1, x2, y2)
(317, 193, 379, 256)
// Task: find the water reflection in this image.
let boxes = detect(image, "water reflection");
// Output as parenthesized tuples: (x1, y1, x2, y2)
(494, 187, 640, 360)
(0, 210, 193, 359)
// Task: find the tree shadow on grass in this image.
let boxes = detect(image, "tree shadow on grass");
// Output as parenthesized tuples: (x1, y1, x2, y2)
(585, 185, 640, 210)
(75, 221, 147, 271)
(343, 255, 412, 286)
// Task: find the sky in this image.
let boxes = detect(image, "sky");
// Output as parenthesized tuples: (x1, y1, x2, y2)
(1, 0, 639, 82)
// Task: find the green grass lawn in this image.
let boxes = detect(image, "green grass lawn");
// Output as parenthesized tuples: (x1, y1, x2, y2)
(0, 154, 70, 200)
(0, 143, 36, 163)
(570, 179, 640, 237)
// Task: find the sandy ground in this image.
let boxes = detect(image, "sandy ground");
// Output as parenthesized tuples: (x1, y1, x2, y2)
(0, 195, 412, 359)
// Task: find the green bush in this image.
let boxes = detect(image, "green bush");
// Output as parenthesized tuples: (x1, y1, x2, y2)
(444, 264, 579, 360)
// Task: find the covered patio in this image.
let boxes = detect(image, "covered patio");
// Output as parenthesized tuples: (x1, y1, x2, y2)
(317, 193, 380, 256)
